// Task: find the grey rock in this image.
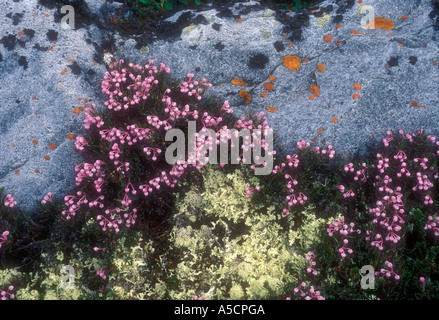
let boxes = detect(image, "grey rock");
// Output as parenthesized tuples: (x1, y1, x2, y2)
(1, 0, 439, 210)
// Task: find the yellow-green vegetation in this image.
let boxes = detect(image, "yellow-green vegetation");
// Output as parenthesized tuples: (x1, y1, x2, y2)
(164, 165, 331, 299)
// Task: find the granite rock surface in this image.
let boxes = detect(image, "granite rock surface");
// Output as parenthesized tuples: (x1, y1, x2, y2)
(1, 0, 438, 210)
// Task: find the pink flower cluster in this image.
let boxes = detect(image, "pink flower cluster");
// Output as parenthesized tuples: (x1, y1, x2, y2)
(41, 192, 52, 205)
(291, 282, 325, 300)
(306, 251, 318, 276)
(327, 216, 360, 258)
(0, 286, 14, 300)
(365, 129, 439, 250)
(424, 216, 439, 237)
(95, 267, 107, 280)
(0, 230, 9, 249)
(245, 186, 260, 198)
(375, 261, 400, 281)
(4, 194, 16, 208)
(63, 59, 279, 240)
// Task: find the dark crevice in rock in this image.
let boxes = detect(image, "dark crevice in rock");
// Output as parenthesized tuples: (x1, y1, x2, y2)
(214, 41, 225, 51)
(430, 0, 439, 30)
(1, 34, 17, 51)
(237, 2, 265, 16)
(33, 43, 49, 51)
(333, 14, 344, 24)
(12, 13, 23, 26)
(312, 4, 334, 17)
(23, 28, 35, 39)
(277, 11, 310, 42)
(155, 11, 207, 40)
(212, 23, 222, 31)
(335, 0, 355, 15)
(46, 29, 59, 42)
(273, 40, 285, 52)
(248, 53, 269, 69)
(189, 44, 197, 50)
(18, 56, 28, 70)
(68, 62, 82, 75)
(387, 56, 399, 67)
(409, 56, 418, 65)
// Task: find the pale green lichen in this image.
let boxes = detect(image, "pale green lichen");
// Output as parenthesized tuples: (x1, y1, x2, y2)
(260, 29, 273, 40)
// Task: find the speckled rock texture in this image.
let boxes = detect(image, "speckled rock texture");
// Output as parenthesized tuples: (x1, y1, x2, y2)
(1, 0, 439, 210)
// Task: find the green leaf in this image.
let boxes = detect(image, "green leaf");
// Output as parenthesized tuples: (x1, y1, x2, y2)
(163, 1, 173, 10)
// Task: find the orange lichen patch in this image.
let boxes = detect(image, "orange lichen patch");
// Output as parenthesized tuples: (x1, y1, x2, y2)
(238, 89, 248, 98)
(353, 93, 361, 100)
(231, 78, 248, 86)
(365, 17, 395, 30)
(317, 128, 324, 134)
(79, 106, 85, 111)
(78, 98, 82, 101)
(401, 15, 408, 20)
(93, 61, 98, 65)
(49, 143, 57, 150)
(399, 41, 404, 46)
(283, 55, 302, 71)
(387, 34, 393, 37)
(244, 94, 252, 104)
(282, 34, 287, 39)
(308, 84, 320, 97)
(288, 43, 294, 47)
(335, 40, 340, 46)
(260, 92, 267, 98)
(323, 35, 333, 43)
(32, 96, 37, 100)
(265, 106, 278, 112)
(34, 169, 40, 173)
(73, 107, 81, 114)
(15, 170, 20, 175)
(84, 99, 88, 103)
(335, 24, 342, 30)
(317, 64, 326, 72)
(67, 133, 75, 140)
(434, 61, 438, 66)
(60, 71, 65, 75)
(264, 82, 274, 91)
(269, 75, 276, 82)
(32, 139, 38, 145)
(34, 112, 37, 116)
(357, 0, 362, 3)
(68, 59, 74, 64)
(236, 19, 243, 23)
(371, 134, 375, 138)
(12, 144, 15, 148)
(411, 101, 426, 108)
(313, 137, 317, 142)
(353, 83, 362, 91)
(352, 30, 360, 35)
(331, 116, 339, 123)
(45, 14, 50, 17)
(18, 30, 24, 36)
(44, 155, 50, 160)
